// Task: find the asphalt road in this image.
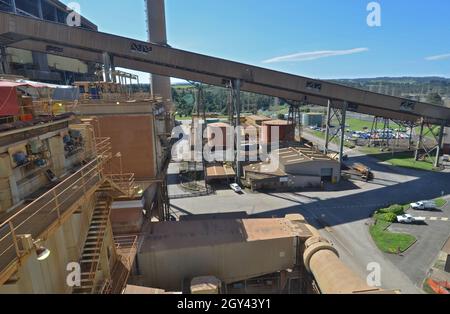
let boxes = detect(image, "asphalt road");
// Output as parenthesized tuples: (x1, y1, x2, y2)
(387, 200, 450, 286)
(168, 131, 450, 294)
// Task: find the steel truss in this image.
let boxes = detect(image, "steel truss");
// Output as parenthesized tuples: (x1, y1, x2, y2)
(324, 101, 348, 163)
(414, 119, 446, 168)
(368, 117, 391, 149)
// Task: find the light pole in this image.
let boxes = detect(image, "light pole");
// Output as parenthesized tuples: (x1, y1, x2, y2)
(115, 152, 123, 176)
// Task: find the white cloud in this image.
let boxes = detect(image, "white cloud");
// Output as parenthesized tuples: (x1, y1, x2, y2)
(262, 48, 369, 63)
(425, 53, 450, 61)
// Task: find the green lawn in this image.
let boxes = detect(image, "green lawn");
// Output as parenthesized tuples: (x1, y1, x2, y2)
(370, 220, 417, 254)
(360, 149, 436, 171)
(434, 198, 447, 208)
(175, 115, 192, 121)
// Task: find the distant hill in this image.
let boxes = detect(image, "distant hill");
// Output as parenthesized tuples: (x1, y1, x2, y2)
(331, 77, 450, 99)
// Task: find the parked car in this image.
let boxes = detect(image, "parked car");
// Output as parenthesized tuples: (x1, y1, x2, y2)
(397, 214, 426, 224)
(230, 183, 243, 193)
(410, 201, 436, 210)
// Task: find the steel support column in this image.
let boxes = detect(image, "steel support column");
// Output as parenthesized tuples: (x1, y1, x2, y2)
(0, 46, 10, 74)
(37, 0, 44, 19)
(435, 122, 446, 168)
(324, 100, 332, 154)
(233, 79, 242, 184)
(339, 102, 348, 164)
(10, 0, 16, 14)
(102, 52, 112, 82)
(415, 119, 425, 161)
(110, 56, 116, 83)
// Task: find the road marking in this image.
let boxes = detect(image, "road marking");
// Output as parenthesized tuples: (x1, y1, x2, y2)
(425, 217, 449, 222)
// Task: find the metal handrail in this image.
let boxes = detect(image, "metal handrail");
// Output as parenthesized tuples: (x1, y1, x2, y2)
(19, 101, 79, 117)
(106, 173, 135, 197)
(81, 195, 113, 292)
(0, 157, 104, 276)
(114, 235, 138, 270)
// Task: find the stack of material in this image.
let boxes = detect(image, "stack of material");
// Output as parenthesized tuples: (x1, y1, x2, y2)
(190, 276, 222, 294)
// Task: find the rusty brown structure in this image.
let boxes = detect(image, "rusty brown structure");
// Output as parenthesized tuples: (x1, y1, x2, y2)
(0, 12, 449, 126)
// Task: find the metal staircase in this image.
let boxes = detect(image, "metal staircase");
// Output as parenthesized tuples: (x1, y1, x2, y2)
(72, 192, 112, 294)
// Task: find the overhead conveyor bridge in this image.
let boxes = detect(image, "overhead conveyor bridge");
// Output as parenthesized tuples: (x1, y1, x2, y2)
(0, 11, 449, 127)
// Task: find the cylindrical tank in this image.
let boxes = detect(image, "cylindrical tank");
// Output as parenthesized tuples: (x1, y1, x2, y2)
(303, 236, 375, 294)
(146, 0, 172, 106)
(207, 122, 231, 149)
(261, 120, 295, 144)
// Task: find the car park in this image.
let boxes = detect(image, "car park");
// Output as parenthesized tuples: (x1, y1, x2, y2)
(230, 183, 243, 194)
(397, 214, 426, 224)
(410, 201, 437, 210)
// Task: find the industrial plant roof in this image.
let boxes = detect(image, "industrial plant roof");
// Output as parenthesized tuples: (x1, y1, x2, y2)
(246, 115, 271, 121)
(244, 163, 287, 177)
(205, 164, 236, 179)
(263, 119, 292, 126)
(141, 218, 312, 252)
(207, 122, 231, 128)
(274, 147, 336, 165)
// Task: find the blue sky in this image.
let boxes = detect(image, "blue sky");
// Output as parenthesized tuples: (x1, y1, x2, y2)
(62, 0, 450, 82)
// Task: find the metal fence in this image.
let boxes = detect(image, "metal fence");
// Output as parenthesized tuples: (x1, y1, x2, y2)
(0, 158, 104, 282)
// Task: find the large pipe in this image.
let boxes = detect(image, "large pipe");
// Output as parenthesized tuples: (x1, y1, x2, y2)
(146, 0, 172, 106)
(303, 236, 377, 294)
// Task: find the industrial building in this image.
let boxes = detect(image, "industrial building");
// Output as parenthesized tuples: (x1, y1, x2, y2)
(0, 0, 98, 84)
(302, 113, 324, 128)
(0, 85, 138, 292)
(0, 0, 449, 296)
(128, 213, 393, 294)
(261, 120, 295, 144)
(243, 147, 341, 191)
(77, 92, 173, 220)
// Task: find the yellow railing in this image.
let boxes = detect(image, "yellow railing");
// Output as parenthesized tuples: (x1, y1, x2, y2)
(99, 279, 113, 294)
(0, 158, 104, 283)
(114, 235, 138, 270)
(95, 137, 112, 162)
(106, 173, 136, 197)
(79, 93, 159, 105)
(80, 195, 113, 294)
(19, 100, 79, 118)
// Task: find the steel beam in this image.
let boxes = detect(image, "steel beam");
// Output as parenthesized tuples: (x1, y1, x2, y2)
(36, 0, 43, 19)
(10, 0, 16, 14)
(324, 100, 332, 154)
(102, 52, 112, 82)
(234, 79, 242, 184)
(339, 102, 348, 164)
(0, 12, 449, 126)
(415, 119, 425, 161)
(435, 122, 445, 168)
(0, 45, 9, 74)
